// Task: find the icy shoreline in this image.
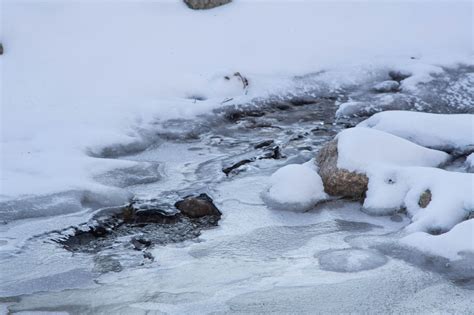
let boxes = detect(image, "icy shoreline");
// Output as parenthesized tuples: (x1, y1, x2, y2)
(1, 1, 474, 312)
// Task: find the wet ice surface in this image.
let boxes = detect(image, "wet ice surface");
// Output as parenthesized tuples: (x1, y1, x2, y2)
(318, 248, 388, 272)
(2, 67, 474, 313)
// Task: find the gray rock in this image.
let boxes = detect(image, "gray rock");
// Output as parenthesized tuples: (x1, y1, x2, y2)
(418, 189, 432, 208)
(372, 80, 400, 93)
(316, 139, 368, 199)
(388, 70, 412, 82)
(184, 0, 231, 10)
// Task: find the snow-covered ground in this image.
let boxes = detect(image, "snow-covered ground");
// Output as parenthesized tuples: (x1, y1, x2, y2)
(1, 0, 474, 313)
(2, 0, 473, 204)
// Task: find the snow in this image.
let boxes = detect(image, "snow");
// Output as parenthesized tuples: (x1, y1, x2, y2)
(366, 167, 473, 232)
(335, 126, 473, 233)
(372, 80, 400, 93)
(2, 0, 472, 207)
(358, 111, 474, 152)
(264, 163, 327, 211)
(336, 127, 450, 172)
(467, 153, 474, 172)
(401, 219, 474, 260)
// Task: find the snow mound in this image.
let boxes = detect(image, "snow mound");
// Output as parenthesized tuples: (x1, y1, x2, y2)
(336, 127, 450, 172)
(264, 164, 327, 212)
(336, 126, 473, 233)
(358, 111, 474, 153)
(401, 219, 474, 260)
(365, 167, 473, 232)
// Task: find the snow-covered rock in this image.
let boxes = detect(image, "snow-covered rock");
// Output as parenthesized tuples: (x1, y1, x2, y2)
(316, 139, 368, 199)
(401, 219, 474, 260)
(316, 127, 449, 201)
(264, 164, 327, 211)
(336, 127, 450, 172)
(358, 111, 474, 154)
(388, 69, 412, 82)
(372, 80, 400, 93)
(364, 166, 473, 232)
(318, 125, 474, 234)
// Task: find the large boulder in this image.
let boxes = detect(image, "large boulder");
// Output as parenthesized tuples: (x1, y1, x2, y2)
(184, 0, 231, 10)
(316, 139, 369, 199)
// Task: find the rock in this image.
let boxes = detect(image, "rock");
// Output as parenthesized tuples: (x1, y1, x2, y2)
(418, 189, 432, 208)
(274, 102, 292, 111)
(0, 43, 3, 55)
(131, 237, 152, 251)
(224, 109, 265, 122)
(388, 70, 411, 82)
(372, 80, 400, 93)
(175, 193, 221, 218)
(222, 158, 254, 175)
(143, 251, 154, 262)
(184, 0, 231, 10)
(316, 139, 369, 199)
(90, 225, 108, 237)
(123, 199, 179, 224)
(254, 140, 274, 149)
(259, 146, 283, 160)
(288, 96, 319, 106)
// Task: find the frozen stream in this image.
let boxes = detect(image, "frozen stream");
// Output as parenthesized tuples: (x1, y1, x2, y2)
(1, 69, 474, 314)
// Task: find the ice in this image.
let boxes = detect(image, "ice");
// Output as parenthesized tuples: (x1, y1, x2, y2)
(318, 248, 388, 273)
(263, 163, 327, 211)
(1, 1, 474, 312)
(401, 219, 474, 260)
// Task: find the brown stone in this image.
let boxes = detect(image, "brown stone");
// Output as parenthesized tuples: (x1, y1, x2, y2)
(184, 0, 231, 10)
(175, 194, 221, 218)
(418, 189, 432, 208)
(316, 139, 369, 199)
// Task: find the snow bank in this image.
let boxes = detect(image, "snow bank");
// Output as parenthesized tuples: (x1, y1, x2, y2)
(336, 127, 450, 172)
(366, 167, 473, 232)
(264, 164, 327, 212)
(359, 111, 474, 153)
(401, 219, 474, 260)
(1, 0, 472, 216)
(336, 127, 473, 232)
